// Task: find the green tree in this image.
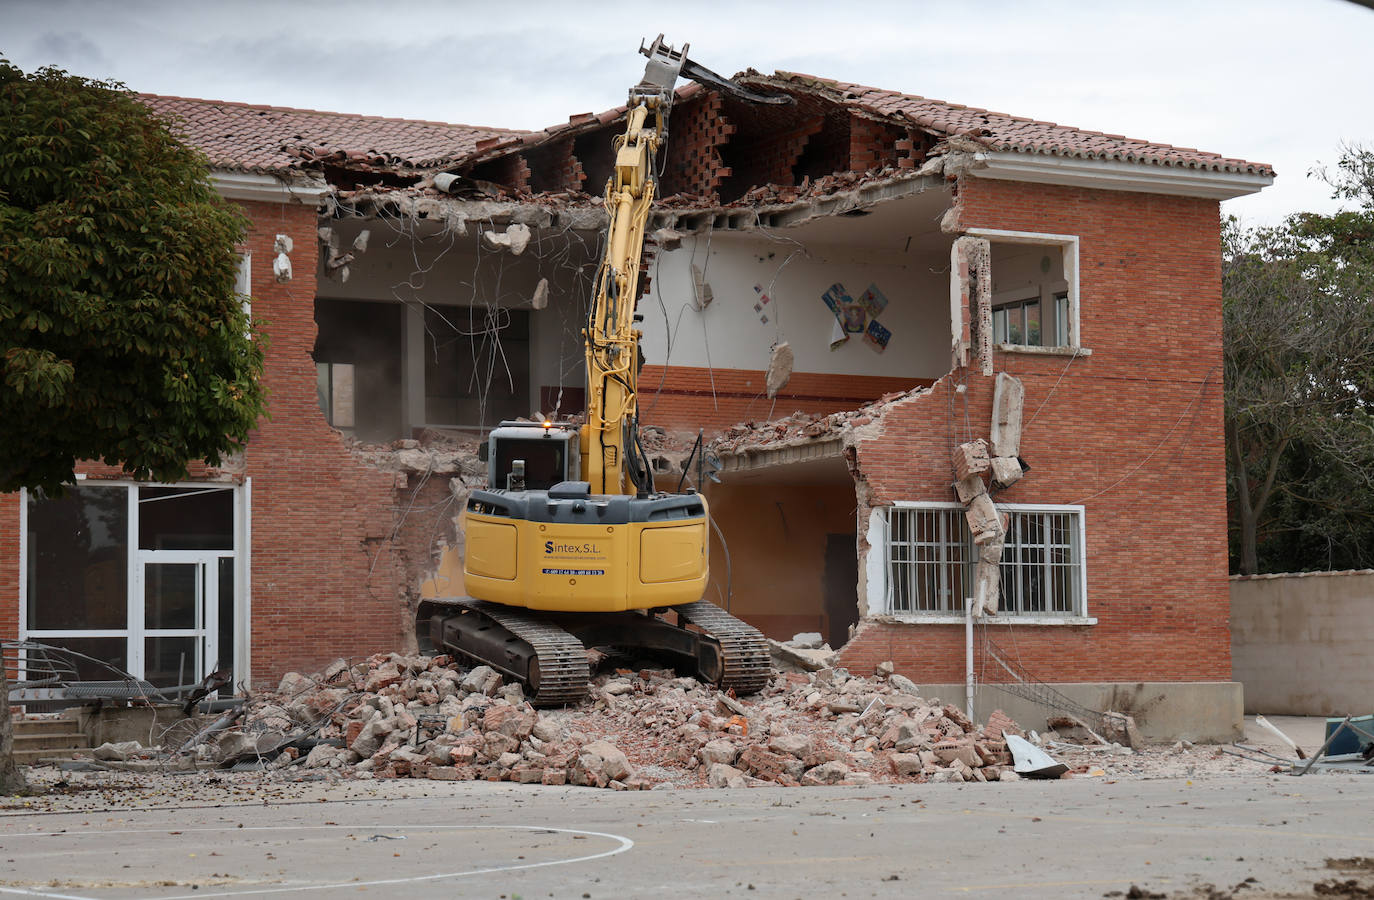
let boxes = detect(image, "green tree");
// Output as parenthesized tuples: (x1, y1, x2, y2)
(1223, 144, 1374, 575)
(0, 60, 267, 496)
(0, 61, 270, 793)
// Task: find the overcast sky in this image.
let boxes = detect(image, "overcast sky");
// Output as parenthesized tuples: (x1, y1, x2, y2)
(3, 0, 1372, 224)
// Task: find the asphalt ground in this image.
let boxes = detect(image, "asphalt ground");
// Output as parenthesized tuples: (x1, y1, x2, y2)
(0, 763, 1370, 900)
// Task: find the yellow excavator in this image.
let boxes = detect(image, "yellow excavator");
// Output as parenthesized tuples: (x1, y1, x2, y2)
(418, 38, 792, 706)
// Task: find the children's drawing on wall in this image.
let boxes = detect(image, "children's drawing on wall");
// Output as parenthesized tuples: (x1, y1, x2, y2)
(865, 317, 892, 353)
(821, 281, 895, 353)
(858, 283, 888, 318)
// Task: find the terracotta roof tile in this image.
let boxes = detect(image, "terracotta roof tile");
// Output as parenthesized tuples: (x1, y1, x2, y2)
(140, 94, 525, 174)
(758, 73, 1273, 176)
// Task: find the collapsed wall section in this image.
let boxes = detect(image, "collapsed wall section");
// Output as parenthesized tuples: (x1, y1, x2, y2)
(839, 176, 1232, 686)
(235, 200, 421, 684)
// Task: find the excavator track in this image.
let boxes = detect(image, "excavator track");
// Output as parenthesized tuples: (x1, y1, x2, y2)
(674, 600, 774, 695)
(421, 598, 589, 707)
(419, 598, 774, 707)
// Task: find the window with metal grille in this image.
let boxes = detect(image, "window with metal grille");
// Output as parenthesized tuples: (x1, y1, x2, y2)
(885, 504, 1085, 616)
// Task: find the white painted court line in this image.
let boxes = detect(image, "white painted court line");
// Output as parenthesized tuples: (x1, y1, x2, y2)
(0, 823, 635, 899)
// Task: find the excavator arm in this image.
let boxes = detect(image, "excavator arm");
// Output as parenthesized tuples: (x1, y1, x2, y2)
(424, 38, 785, 705)
(580, 37, 791, 496)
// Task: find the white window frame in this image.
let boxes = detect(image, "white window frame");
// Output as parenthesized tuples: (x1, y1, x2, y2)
(966, 228, 1085, 354)
(872, 500, 1094, 625)
(18, 479, 252, 690)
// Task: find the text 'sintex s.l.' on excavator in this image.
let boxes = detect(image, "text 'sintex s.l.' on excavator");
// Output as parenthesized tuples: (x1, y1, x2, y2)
(416, 38, 794, 706)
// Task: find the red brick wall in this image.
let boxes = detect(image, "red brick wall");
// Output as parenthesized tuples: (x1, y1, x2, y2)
(839, 178, 1232, 684)
(639, 365, 927, 432)
(848, 114, 905, 172)
(0, 199, 421, 689)
(661, 92, 734, 201)
(233, 200, 411, 685)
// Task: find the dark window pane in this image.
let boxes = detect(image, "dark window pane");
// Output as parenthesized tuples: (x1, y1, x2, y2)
(26, 486, 128, 630)
(27, 637, 129, 681)
(313, 299, 403, 441)
(218, 557, 234, 689)
(144, 563, 200, 629)
(145, 636, 199, 688)
(138, 487, 233, 550)
(1025, 300, 1042, 345)
(494, 437, 568, 491)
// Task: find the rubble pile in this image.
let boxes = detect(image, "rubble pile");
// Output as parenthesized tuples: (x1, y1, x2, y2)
(117, 653, 1038, 790)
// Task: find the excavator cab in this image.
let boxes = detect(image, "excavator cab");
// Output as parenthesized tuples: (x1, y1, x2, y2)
(481, 421, 580, 492)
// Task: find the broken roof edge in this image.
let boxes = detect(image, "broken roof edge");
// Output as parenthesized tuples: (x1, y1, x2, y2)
(450, 82, 709, 171)
(751, 71, 1273, 179)
(324, 168, 947, 236)
(213, 170, 330, 205)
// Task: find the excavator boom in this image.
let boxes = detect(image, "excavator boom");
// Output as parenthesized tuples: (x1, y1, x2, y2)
(419, 38, 787, 705)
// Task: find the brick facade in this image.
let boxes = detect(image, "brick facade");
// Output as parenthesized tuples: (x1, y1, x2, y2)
(838, 177, 1232, 684)
(1, 199, 425, 689)
(233, 200, 415, 683)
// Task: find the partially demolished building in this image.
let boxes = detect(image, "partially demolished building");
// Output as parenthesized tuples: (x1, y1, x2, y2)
(2, 70, 1272, 726)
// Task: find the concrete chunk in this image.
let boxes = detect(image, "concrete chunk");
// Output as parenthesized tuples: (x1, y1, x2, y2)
(965, 493, 1005, 545)
(482, 222, 531, 256)
(580, 740, 633, 782)
(699, 738, 740, 766)
(889, 673, 921, 697)
(954, 474, 988, 503)
(952, 439, 991, 482)
(990, 373, 1025, 458)
(990, 456, 1023, 488)
(765, 342, 794, 399)
(707, 762, 747, 788)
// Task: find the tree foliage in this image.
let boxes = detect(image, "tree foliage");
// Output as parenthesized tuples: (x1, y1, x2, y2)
(1223, 144, 1374, 575)
(0, 60, 266, 494)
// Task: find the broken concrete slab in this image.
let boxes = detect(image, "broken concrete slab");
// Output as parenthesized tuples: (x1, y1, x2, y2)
(990, 372, 1026, 458)
(973, 536, 1004, 616)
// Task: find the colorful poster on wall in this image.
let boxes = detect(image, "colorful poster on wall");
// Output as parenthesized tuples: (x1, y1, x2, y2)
(865, 317, 892, 353)
(830, 318, 849, 351)
(858, 283, 889, 319)
(841, 304, 867, 334)
(821, 283, 851, 324)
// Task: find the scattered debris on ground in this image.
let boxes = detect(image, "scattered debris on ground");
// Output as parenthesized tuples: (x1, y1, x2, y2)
(1223, 715, 1374, 776)
(41, 653, 1052, 790)
(28, 653, 1349, 793)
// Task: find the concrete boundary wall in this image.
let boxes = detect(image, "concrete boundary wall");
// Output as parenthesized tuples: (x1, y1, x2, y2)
(1230, 570, 1374, 716)
(923, 681, 1242, 743)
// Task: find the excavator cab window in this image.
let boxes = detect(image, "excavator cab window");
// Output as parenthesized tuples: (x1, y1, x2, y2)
(492, 436, 570, 492)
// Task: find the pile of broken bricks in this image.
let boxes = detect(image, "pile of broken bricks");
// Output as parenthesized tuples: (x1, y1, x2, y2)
(66, 653, 1066, 789)
(952, 371, 1026, 616)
